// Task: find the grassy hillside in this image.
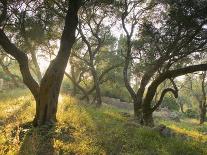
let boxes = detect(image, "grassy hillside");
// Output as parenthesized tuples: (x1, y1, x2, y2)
(0, 89, 207, 155)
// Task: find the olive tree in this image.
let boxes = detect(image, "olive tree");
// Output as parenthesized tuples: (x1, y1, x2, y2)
(120, 0, 207, 126)
(0, 0, 82, 126)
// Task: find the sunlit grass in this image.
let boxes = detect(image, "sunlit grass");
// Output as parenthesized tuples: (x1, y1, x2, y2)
(169, 124, 207, 142)
(160, 118, 207, 143)
(0, 89, 35, 155)
(0, 89, 207, 154)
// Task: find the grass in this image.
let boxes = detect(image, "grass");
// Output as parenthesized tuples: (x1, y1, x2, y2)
(159, 118, 207, 142)
(0, 89, 207, 154)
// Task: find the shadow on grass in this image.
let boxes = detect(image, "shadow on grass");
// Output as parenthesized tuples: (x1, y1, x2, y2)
(16, 105, 207, 155)
(84, 107, 207, 155)
(19, 122, 56, 155)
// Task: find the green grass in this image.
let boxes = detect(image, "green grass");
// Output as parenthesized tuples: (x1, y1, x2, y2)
(0, 88, 28, 101)
(0, 90, 207, 155)
(159, 118, 207, 142)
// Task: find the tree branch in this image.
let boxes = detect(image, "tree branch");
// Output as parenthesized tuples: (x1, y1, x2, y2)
(144, 63, 207, 111)
(0, 0, 7, 26)
(151, 88, 178, 112)
(0, 29, 39, 99)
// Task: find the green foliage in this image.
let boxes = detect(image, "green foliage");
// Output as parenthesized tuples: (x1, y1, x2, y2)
(185, 109, 199, 119)
(0, 69, 10, 81)
(160, 95, 180, 111)
(61, 78, 72, 92)
(101, 81, 131, 102)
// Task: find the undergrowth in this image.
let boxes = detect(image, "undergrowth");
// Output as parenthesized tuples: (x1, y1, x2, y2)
(0, 90, 206, 155)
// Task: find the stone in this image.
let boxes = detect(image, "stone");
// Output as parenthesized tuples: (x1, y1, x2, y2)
(119, 112, 131, 117)
(169, 112, 180, 122)
(153, 124, 173, 137)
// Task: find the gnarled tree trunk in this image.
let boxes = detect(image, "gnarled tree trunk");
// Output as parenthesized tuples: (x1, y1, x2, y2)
(0, 0, 81, 127)
(133, 97, 143, 123)
(33, 1, 81, 126)
(143, 111, 154, 127)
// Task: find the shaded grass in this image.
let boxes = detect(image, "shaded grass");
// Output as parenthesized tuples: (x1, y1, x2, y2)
(0, 90, 207, 154)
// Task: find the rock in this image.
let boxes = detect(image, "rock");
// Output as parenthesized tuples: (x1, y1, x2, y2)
(162, 107, 171, 113)
(161, 127, 172, 137)
(154, 108, 181, 122)
(153, 124, 173, 137)
(119, 112, 131, 118)
(169, 112, 180, 122)
(153, 124, 165, 132)
(102, 96, 133, 111)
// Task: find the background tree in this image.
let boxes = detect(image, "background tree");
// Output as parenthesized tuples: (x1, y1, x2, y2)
(70, 4, 122, 106)
(0, 51, 21, 87)
(180, 72, 207, 124)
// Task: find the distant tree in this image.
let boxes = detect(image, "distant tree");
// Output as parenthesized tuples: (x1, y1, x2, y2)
(0, 52, 21, 87)
(68, 4, 122, 106)
(182, 72, 207, 124)
(197, 72, 207, 124)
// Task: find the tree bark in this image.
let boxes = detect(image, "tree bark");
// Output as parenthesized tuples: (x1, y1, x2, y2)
(0, 0, 81, 127)
(91, 67, 102, 106)
(199, 72, 207, 124)
(179, 102, 184, 113)
(133, 101, 143, 124)
(33, 0, 81, 126)
(31, 50, 42, 83)
(0, 29, 40, 100)
(143, 111, 154, 127)
(199, 104, 206, 124)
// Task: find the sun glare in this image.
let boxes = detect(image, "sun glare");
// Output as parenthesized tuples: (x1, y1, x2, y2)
(39, 57, 50, 74)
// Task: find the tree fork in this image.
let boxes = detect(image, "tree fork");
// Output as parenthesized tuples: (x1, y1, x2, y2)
(0, 0, 82, 127)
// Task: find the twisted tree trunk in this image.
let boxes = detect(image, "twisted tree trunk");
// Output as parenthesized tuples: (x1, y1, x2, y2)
(33, 1, 81, 126)
(133, 100, 143, 124)
(0, 0, 81, 127)
(141, 64, 207, 126)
